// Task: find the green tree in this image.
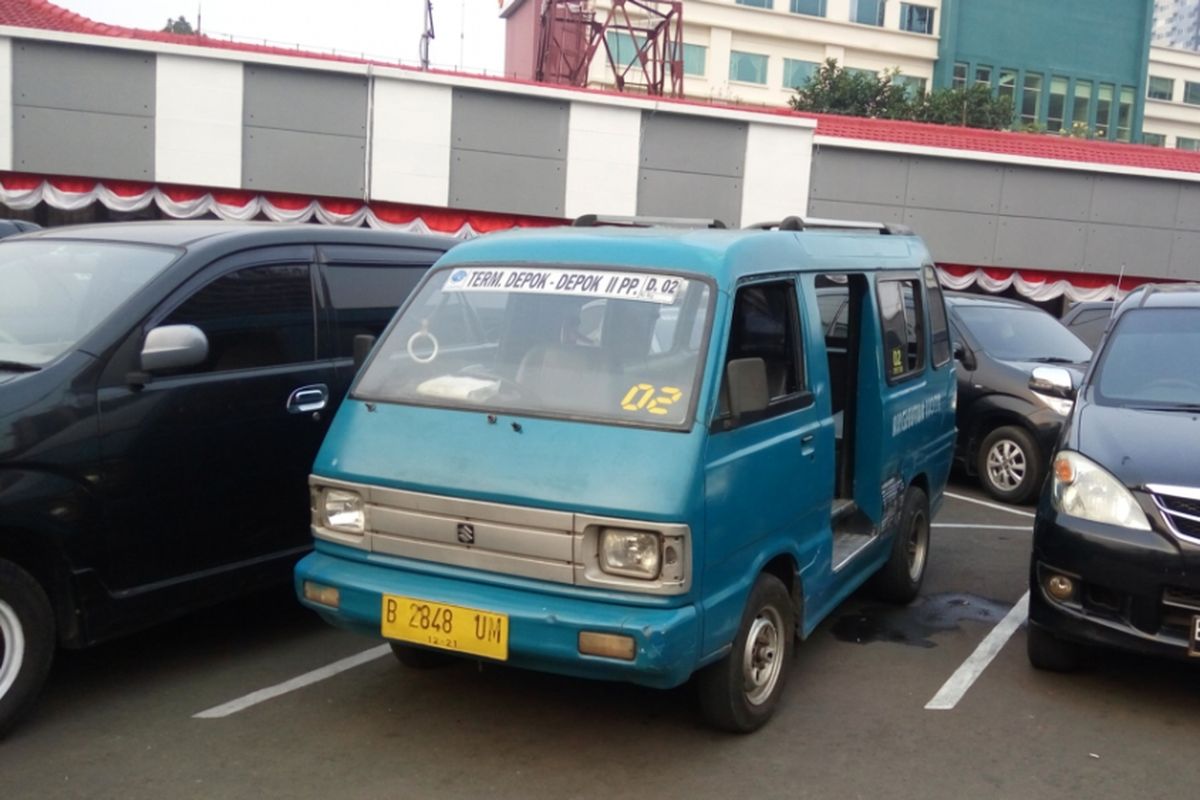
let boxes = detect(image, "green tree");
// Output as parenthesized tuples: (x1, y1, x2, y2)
(789, 58, 911, 120)
(162, 15, 195, 35)
(911, 84, 1015, 130)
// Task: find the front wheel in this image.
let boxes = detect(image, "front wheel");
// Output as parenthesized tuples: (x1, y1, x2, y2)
(696, 573, 794, 733)
(0, 559, 55, 739)
(869, 486, 930, 604)
(977, 425, 1043, 504)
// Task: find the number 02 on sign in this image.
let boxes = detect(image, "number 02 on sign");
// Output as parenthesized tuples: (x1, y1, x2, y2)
(381, 594, 509, 660)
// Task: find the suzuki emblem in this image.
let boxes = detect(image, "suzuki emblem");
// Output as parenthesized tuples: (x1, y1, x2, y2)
(456, 523, 475, 545)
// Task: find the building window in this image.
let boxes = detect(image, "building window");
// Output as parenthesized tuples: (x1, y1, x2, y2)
(1021, 73, 1043, 125)
(952, 62, 968, 89)
(1046, 77, 1067, 132)
(606, 31, 645, 68)
(1184, 81, 1200, 105)
(1096, 83, 1114, 138)
(672, 43, 707, 77)
(736, 0, 773, 7)
(1143, 132, 1166, 147)
(783, 58, 819, 89)
(1148, 76, 1174, 101)
(1177, 136, 1200, 150)
(730, 51, 769, 84)
(997, 69, 1017, 105)
(846, 67, 877, 79)
(789, 0, 826, 15)
(899, 3, 934, 34)
(896, 74, 927, 98)
(974, 66, 992, 87)
(852, 0, 886, 26)
(1071, 80, 1091, 131)
(1117, 86, 1134, 141)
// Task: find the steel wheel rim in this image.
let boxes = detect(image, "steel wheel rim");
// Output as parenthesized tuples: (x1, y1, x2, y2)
(0, 599, 25, 700)
(906, 508, 929, 582)
(742, 606, 784, 706)
(986, 439, 1026, 491)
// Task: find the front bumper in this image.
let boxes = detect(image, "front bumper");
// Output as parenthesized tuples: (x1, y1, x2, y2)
(295, 543, 701, 689)
(1030, 504, 1200, 662)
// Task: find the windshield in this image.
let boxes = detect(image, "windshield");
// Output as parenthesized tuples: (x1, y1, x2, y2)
(1093, 308, 1200, 409)
(0, 239, 178, 367)
(954, 304, 1091, 363)
(354, 265, 712, 428)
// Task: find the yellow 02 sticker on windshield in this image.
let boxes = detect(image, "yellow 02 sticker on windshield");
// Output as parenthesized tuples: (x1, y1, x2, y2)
(621, 384, 683, 416)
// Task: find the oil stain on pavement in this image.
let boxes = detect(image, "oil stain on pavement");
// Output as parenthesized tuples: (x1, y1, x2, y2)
(831, 592, 1012, 648)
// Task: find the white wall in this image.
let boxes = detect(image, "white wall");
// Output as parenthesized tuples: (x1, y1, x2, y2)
(155, 54, 242, 187)
(370, 79, 453, 206)
(564, 102, 641, 218)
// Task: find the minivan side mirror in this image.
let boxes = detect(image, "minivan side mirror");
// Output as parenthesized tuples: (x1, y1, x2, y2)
(1029, 366, 1075, 400)
(352, 334, 377, 372)
(141, 324, 209, 373)
(726, 357, 770, 418)
(953, 341, 976, 371)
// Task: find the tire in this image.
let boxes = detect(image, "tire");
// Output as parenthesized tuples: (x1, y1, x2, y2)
(869, 486, 930, 604)
(388, 641, 455, 669)
(696, 573, 794, 733)
(1026, 624, 1083, 672)
(977, 425, 1043, 504)
(0, 559, 55, 739)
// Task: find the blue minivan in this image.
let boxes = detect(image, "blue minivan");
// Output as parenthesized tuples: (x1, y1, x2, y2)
(296, 218, 957, 731)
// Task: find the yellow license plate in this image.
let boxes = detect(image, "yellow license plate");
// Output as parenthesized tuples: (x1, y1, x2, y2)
(381, 594, 508, 661)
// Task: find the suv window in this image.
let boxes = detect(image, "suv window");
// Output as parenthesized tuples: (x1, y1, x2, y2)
(163, 264, 315, 372)
(718, 279, 805, 424)
(325, 264, 425, 358)
(878, 277, 925, 381)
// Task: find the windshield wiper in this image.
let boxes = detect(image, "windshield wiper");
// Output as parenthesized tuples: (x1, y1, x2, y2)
(1027, 356, 1077, 364)
(0, 360, 39, 373)
(1126, 403, 1200, 412)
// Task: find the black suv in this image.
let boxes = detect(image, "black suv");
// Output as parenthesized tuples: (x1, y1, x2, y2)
(1028, 282, 1200, 670)
(0, 221, 454, 736)
(946, 293, 1092, 503)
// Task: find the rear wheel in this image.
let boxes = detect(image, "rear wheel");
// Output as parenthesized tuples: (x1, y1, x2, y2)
(388, 642, 456, 669)
(696, 573, 793, 733)
(1026, 624, 1083, 672)
(869, 486, 930, 604)
(977, 425, 1043, 504)
(0, 559, 55, 739)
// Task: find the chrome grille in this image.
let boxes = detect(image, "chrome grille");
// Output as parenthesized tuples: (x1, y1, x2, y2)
(1149, 486, 1200, 543)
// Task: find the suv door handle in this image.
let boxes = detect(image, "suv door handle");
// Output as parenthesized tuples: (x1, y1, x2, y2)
(287, 384, 329, 414)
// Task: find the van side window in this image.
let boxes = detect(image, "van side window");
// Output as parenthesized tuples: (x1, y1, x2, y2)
(877, 277, 925, 382)
(324, 264, 425, 358)
(718, 280, 805, 423)
(163, 264, 316, 372)
(923, 266, 951, 367)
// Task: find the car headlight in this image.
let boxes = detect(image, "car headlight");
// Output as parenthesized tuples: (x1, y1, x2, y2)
(1032, 390, 1073, 417)
(1051, 451, 1150, 530)
(599, 528, 661, 579)
(321, 489, 365, 534)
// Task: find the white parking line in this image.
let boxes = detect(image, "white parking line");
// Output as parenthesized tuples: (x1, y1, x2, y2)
(925, 591, 1029, 711)
(932, 523, 1031, 531)
(193, 645, 391, 719)
(944, 491, 1037, 518)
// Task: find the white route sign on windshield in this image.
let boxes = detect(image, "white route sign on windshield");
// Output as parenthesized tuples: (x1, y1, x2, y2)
(442, 267, 687, 304)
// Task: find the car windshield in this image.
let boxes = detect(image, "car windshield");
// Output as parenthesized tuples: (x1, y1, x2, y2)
(954, 304, 1091, 363)
(354, 265, 712, 428)
(1093, 308, 1200, 409)
(0, 239, 179, 367)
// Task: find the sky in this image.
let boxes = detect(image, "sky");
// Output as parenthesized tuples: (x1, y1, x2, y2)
(56, 0, 509, 74)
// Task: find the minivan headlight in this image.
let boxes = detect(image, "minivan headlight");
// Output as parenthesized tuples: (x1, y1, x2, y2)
(599, 529, 661, 579)
(321, 489, 365, 534)
(1051, 451, 1150, 530)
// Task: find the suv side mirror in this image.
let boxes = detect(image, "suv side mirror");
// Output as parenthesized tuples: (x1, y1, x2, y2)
(1029, 366, 1075, 400)
(140, 324, 209, 373)
(953, 341, 976, 371)
(726, 357, 770, 418)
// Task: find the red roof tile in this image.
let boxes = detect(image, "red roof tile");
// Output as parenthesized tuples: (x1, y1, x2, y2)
(3, 0, 1200, 177)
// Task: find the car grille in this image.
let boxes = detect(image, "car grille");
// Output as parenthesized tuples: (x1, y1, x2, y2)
(1152, 490, 1200, 541)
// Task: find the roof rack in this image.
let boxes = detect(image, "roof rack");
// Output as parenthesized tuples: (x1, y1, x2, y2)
(746, 216, 913, 235)
(572, 214, 728, 229)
